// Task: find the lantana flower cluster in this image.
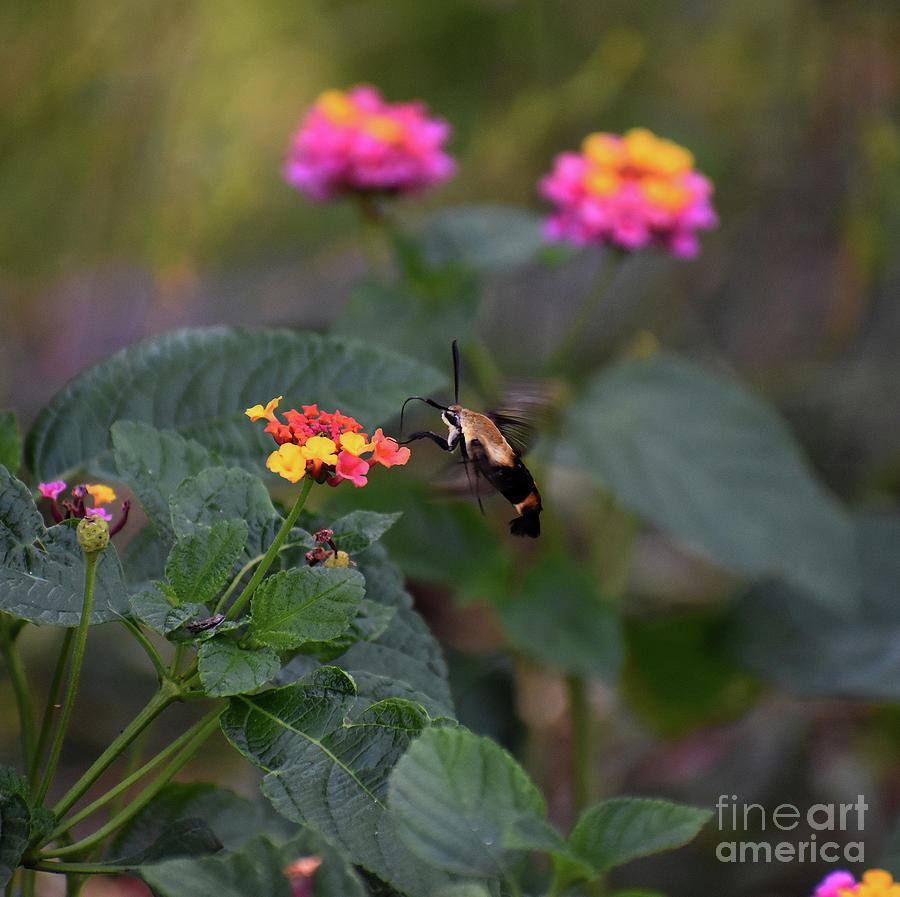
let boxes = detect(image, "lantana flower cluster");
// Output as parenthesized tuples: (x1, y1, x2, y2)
(38, 481, 129, 533)
(245, 397, 410, 487)
(813, 869, 900, 897)
(539, 127, 717, 258)
(283, 85, 455, 202)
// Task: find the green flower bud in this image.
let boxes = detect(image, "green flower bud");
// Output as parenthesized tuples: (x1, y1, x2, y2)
(77, 516, 109, 554)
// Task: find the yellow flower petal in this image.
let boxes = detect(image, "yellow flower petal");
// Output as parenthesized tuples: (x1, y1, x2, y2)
(85, 484, 116, 505)
(245, 396, 282, 422)
(339, 432, 373, 456)
(266, 444, 307, 483)
(301, 436, 338, 466)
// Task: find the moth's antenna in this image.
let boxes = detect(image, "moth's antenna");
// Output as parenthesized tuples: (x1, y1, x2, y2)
(451, 340, 460, 405)
(400, 396, 449, 434)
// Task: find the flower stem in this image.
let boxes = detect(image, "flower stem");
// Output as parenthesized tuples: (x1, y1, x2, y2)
(50, 681, 180, 821)
(45, 706, 222, 859)
(546, 248, 624, 375)
(224, 476, 314, 621)
(356, 194, 392, 279)
(36, 552, 99, 804)
(29, 629, 74, 786)
(0, 616, 36, 771)
(566, 673, 593, 811)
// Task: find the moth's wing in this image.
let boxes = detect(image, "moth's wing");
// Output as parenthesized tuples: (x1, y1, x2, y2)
(485, 377, 556, 457)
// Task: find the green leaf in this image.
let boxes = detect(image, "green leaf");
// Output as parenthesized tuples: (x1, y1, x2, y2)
(169, 466, 286, 563)
(221, 667, 449, 895)
(198, 639, 281, 697)
(129, 593, 208, 635)
(249, 567, 365, 651)
(0, 413, 21, 475)
(562, 797, 711, 882)
(286, 599, 397, 664)
(112, 421, 222, 544)
(494, 555, 623, 679)
(389, 726, 560, 878)
(332, 545, 454, 717)
(0, 793, 29, 887)
(329, 510, 402, 554)
(165, 519, 248, 606)
(334, 277, 478, 366)
(113, 818, 221, 865)
(562, 354, 857, 610)
(113, 783, 292, 856)
(122, 525, 169, 591)
(142, 831, 367, 897)
(728, 513, 900, 697)
(417, 204, 544, 272)
(27, 327, 443, 480)
(0, 470, 128, 625)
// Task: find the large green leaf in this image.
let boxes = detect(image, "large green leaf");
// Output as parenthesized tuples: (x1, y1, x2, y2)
(112, 421, 222, 544)
(248, 567, 365, 650)
(113, 783, 291, 857)
(562, 354, 857, 610)
(26, 327, 443, 480)
(417, 204, 544, 272)
(388, 727, 560, 878)
(557, 797, 712, 886)
(221, 666, 451, 895)
(728, 514, 900, 697)
(141, 832, 367, 897)
(0, 469, 128, 625)
(494, 554, 623, 679)
(332, 545, 454, 717)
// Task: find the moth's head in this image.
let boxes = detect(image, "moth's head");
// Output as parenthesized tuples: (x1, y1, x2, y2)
(442, 405, 462, 429)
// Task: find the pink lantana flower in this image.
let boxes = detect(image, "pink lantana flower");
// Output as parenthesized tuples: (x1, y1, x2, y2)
(539, 127, 717, 259)
(283, 85, 455, 202)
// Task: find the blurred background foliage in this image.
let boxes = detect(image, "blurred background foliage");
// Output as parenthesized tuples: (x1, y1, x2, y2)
(2, 1, 900, 895)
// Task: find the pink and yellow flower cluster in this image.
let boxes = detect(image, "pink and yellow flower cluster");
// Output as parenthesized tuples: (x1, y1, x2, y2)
(38, 481, 129, 533)
(245, 398, 410, 488)
(283, 85, 455, 202)
(539, 127, 717, 258)
(813, 869, 900, 897)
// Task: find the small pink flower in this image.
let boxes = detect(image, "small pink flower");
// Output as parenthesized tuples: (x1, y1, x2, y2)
(39, 481, 67, 501)
(327, 450, 370, 488)
(812, 871, 858, 897)
(84, 506, 113, 521)
(539, 127, 717, 259)
(283, 85, 455, 202)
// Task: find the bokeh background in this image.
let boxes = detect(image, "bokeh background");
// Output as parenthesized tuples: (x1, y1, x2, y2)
(2, 2, 899, 895)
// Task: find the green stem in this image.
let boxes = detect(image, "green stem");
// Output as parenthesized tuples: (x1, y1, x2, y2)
(0, 619, 36, 772)
(118, 617, 167, 681)
(546, 249, 624, 375)
(355, 194, 392, 279)
(50, 681, 180, 821)
(21, 870, 36, 897)
(29, 860, 136, 876)
(37, 552, 99, 804)
(566, 674, 592, 812)
(48, 707, 220, 842)
(46, 708, 222, 860)
(30, 629, 75, 786)
(224, 476, 314, 621)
